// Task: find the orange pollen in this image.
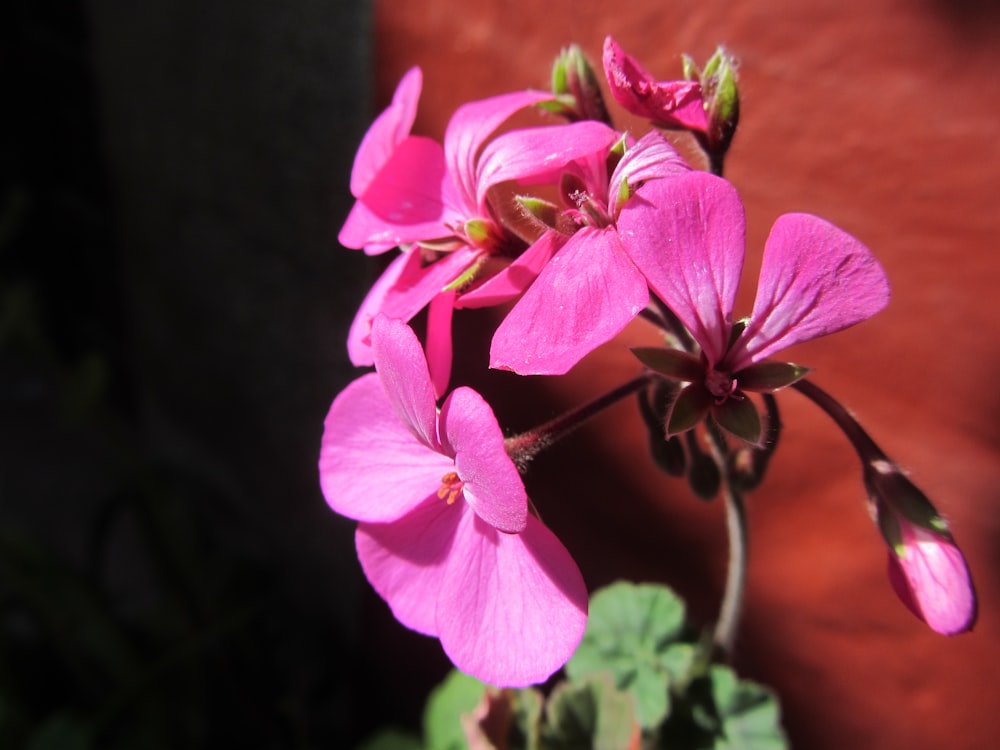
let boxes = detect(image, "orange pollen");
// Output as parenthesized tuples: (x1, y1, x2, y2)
(436, 471, 464, 505)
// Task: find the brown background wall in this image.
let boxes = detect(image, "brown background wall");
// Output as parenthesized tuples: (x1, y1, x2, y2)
(371, 1, 1000, 747)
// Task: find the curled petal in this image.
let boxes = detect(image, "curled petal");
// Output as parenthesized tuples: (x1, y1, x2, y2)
(608, 131, 691, 217)
(350, 67, 422, 197)
(440, 387, 527, 533)
(735, 213, 890, 369)
(619, 172, 745, 365)
(602, 37, 707, 131)
(355, 498, 462, 636)
(437, 512, 588, 687)
(445, 90, 552, 212)
(457, 231, 564, 309)
(320, 374, 451, 523)
(490, 228, 648, 375)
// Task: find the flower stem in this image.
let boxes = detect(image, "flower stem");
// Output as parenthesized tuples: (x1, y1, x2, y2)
(792, 379, 883, 462)
(705, 421, 748, 656)
(505, 372, 655, 469)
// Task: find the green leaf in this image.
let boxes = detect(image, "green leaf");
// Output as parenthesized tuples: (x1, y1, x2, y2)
(709, 666, 787, 750)
(566, 582, 689, 728)
(539, 673, 639, 750)
(423, 670, 488, 750)
(509, 688, 544, 750)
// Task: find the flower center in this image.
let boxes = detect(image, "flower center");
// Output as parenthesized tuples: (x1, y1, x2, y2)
(705, 368, 737, 403)
(437, 471, 465, 505)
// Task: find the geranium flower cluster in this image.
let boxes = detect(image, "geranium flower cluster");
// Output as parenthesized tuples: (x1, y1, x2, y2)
(319, 37, 975, 687)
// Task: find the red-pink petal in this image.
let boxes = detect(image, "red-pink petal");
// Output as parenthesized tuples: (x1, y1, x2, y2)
(439, 387, 527, 533)
(490, 227, 648, 375)
(426, 288, 456, 398)
(735, 213, 890, 369)
(355, 498, 463, 637)
(347, 248, 417, 367)
(602, 37, 707, 132)
(349, 67, 422, 197)
(619, 172, 745, 365)
(437, 512, 588, 687)
(319, 374, 452, 523)
(371, 315, 441, 451)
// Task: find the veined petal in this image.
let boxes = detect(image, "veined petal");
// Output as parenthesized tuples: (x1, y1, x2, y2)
(320, 374, 452, 522)
(440, 387, 527, 533)
(371, 316, 441, 450)
(437, 512, 588, 687)
(445, 90, 551, 212)
(490, 227, 648, 375)
(456, 230, 564, 309)
(735, 213, 890, 368)
(350, 67, 422, 197)
(355, 497, 462, 637)
(608, 131, 691, 217)
(619, 172, 745, 365)
(476, 121, 619, 205)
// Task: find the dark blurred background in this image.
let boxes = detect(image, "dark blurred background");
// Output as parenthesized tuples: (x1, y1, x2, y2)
(0, 1, 425, 746)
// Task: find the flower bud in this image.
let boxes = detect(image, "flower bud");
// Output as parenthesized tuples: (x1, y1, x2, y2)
(546, 44, 612, 124)
(865, 459, 976, 635)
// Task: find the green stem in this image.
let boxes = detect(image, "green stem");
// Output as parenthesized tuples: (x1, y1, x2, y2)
(504, 372, 655, 470)
(705, 421, 748, 656)
(792, 379, 884, 462)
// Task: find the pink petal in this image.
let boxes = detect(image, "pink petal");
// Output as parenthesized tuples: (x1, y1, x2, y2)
(735, 213, 891, 368)
(355, 497, 463, 636)
(445, 90, 551, 212)
(602, 37, 707, 132)
(439, 387, 527, 533)
(456, 231, 563, 309)
(348, 246, 481, 367)
(476, 121, 619, 202)
(437, 511, 588, 687)
(350, 67, 422, 196)
(347, 248, 417, 367)
(426, 288, 456, 397)
(371, 315, 441, 451)
(319, 374, 452, 523)
(341, 136, 463, 250)
(618, 172, 745, 364)
(490, 227, 649, 375)
(887, 526, 976, 635)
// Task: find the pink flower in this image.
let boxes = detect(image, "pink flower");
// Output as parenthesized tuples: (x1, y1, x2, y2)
(865, 458, 976, 635)
(340, 72, 617, 391)
(602, 36, 708, 132)
(319, 316, 588, 686)
(489, 131, 690, 376)
(621, 171, 890, 442)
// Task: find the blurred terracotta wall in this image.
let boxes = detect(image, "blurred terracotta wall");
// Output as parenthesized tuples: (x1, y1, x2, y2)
(370, 0, 1000, 747)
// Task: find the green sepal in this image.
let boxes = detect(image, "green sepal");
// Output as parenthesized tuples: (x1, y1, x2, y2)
(516, 195, 561, 229)
(637, 382, 687, 477)
(463, 218, 492, 245)
(632, 347, 705, 382)
(737, 361, 810, 392)
(667, 384, 713, 436)
(441, 256, 486, 293)
(713, 394, 762, 445)
(864, 460, 952, 538)
(681, 53, 700, 82)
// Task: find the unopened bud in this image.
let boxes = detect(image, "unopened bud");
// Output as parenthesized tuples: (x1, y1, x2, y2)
(545, 45, 612, 124)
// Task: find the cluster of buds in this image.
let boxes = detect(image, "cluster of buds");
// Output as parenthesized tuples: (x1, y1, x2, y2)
(320, 37, 975, 686)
